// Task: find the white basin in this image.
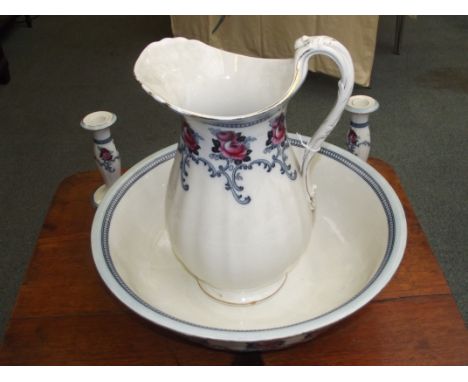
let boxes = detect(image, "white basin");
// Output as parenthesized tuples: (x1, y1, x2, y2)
(91, 138, 407, 351)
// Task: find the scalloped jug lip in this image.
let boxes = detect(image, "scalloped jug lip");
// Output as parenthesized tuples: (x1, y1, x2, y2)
(134, 37, 301, 122)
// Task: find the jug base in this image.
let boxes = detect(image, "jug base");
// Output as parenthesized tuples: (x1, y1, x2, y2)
(197, 275, 287, 305)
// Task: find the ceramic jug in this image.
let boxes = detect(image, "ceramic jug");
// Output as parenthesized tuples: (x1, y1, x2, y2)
(134, 36, 354, 304)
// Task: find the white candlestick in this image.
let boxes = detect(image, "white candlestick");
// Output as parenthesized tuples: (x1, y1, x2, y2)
(80, 111, 121, 207)
(345, 95, 379, 162)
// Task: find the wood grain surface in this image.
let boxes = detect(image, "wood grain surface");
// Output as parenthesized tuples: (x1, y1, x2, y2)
(1, 159, 467, 365)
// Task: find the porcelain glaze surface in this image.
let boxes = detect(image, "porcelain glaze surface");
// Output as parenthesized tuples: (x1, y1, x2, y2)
(134, 36, 355, 303)
(91, 139, 407, 351)
(80, 111, 121, 206)
(345, 95, 380, 162)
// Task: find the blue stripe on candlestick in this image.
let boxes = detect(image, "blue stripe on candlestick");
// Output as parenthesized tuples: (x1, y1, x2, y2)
(94, 136, 113, 145)
(350, 121, 369, 129)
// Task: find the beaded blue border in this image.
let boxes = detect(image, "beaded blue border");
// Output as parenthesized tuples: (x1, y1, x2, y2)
(207, 113, 274, 129)
(100, 141, 395, 333)
(203, 105, 283, 129)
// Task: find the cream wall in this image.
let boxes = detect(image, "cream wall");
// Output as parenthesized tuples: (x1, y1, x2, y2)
(171, 16, 379, 87)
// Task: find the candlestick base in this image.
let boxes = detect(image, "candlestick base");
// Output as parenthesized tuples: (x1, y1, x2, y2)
(92, 184, 108, 207)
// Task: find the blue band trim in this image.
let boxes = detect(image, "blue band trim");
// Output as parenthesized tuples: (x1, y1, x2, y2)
(206, 106, 283, 129)
(94, 136, 113, 145)
(350, 121, 369, 129)
(208, 114, 273, 129)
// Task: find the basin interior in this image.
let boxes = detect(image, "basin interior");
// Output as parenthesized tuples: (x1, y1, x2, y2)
(107, 146, 389, 331)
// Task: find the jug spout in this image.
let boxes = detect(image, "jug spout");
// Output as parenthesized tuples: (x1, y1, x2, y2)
(134, 37, 297, 122)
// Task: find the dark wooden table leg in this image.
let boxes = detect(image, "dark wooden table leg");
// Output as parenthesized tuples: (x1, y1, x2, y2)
(231, 351, 264, 366)
(25, 16, 33, 28)
(393, 15, 405, 55)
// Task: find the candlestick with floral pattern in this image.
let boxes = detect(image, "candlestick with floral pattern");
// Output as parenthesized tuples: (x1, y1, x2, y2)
(81, 111, 121, 206)
(345, 95, 379, 162)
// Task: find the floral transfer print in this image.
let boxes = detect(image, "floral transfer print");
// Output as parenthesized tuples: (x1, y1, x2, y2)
(347, 129, 358, 149)
(263, 114, 296, 180)
(96, 147, 119, 173)
(346, 128, 370, 154)
(266, 113, 286, 146)
(178, 114, 296, 205)
(182, 122, 201, 155)
(211, 130, 253, 164)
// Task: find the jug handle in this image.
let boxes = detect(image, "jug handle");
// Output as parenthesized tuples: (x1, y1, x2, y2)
(292, 36, 355, 174)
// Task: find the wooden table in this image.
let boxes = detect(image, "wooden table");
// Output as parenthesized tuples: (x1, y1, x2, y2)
(1, 158, 468, 365)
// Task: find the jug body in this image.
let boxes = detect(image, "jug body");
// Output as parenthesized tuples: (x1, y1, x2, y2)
(165, 107, 313, 304)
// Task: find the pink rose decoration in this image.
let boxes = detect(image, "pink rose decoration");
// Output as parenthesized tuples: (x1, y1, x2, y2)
(182, 122, 200, 154)
(267, 113, 286, 146)
(347, 129, 358, 146)
(220, 140, 249, 161)
(212, 130, 251, 163)
(99, 148, 113, 161)
(216, 131, 236, 143)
